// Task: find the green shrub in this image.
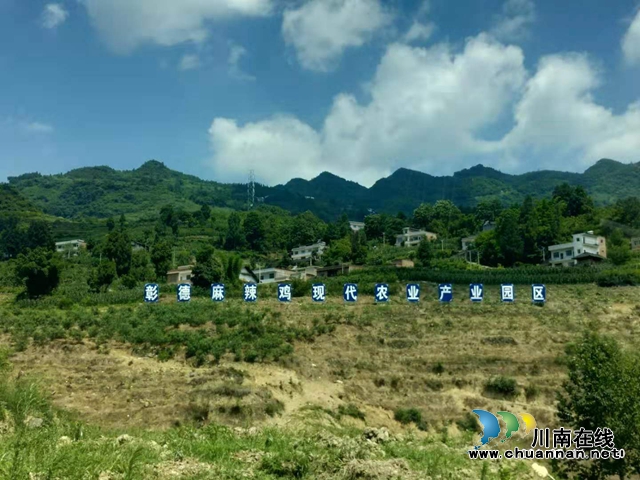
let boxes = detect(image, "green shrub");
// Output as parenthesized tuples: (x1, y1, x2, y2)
(525, 384, 540, 400)
(431, 362, 445, 375)
(596, 270, 640, 287)
(260, 451, 310, 478)
(394, 408, 427, 430)
(456, 412, 481, 433)
(265, 399, 285, 417)
(336, 403, 365, 421)
(484, 376, 519, 398)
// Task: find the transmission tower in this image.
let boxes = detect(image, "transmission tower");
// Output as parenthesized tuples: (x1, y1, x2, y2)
(247, 170, 255, 209)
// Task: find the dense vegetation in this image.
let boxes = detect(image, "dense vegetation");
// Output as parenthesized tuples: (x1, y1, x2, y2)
(6, 158, 640, 221)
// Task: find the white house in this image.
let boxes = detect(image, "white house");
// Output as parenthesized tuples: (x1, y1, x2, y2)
(548, 231, 607, 267)
(240, 267, 294, 284)
(395, 227, 437, 248)
(349, 221, 365, 232)
(55, 239, 86, 256)
(291, 241, 326, 264)
(167, 265, 193, 285)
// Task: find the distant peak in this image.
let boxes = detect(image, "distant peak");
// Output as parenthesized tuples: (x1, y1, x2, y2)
(584, 158, 624, 174)
(137, 160, 169, 171)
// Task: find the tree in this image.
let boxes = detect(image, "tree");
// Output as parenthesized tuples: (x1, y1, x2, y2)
(608, 229, 632, 266)
(223, 254, 242, 285)
(519, 196, 540, 263)
(26, 221, 55, 252)
(557, 333, 640, 479)
(15, 248, 61, 298)
(323, 237, 351, 265)
(614, 197, 640, 229)
(200, 204, 211, 222)
(243, 211, 266, 252)
(289, 211, 325, 248)
(552, 183, 594, 217)
(0, 216, 26, 258)
(225, 212, 245, 250)
(88, 260, 117, 292)
(364, 215, 385, 240)
(474, 230, 501, 266)
(495, 209, 524, 267)
(129, 250, 155, 283)
(103, 230, 131, 276)
(106, 217, 116, 232)
(151, 240, 172, 279)
(416, 238, 434, 267)
(475, 199, 503, 224)
(191, 245, 224, 288)
(350, 231, 368, 265)
(159, 204, 179, 235)
(413, 203, 434, 230)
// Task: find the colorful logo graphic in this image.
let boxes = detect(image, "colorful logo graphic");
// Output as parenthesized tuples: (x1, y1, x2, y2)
(472, 410, 537, 448)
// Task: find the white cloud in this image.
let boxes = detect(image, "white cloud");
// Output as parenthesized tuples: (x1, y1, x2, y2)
(41, 3, 68, 29)
(22, 122, 54, 134)
(403, 21, 435, 43)
(82, 0, 273, 53)
(491, 0, 536, 42)
(228, 43, 255, 81)
(209, 116, 322, 184)
(178, 54, 201, 71)
(282, 0, 393, 72)
(501, 54, 640, 170)
(208, 33, 640, 186)
(208, 35, 527, 185)
(622, 7, 640, 66)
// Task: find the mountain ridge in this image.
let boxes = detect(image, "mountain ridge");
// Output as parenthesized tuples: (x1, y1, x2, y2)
(4, 158, 640, 221)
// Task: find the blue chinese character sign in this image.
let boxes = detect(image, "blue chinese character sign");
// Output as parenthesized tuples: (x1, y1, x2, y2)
(438, 284, 453, 303)
(312, 283, 326, 302)
(343, 283, 358, 303)
(500, 284, 515, 303)
(144, 283, 159, 303)
(469, 284, 483, 303)
(406, 284, 420, 303)
(243, 283, 258, 302)
(278, 283, 292, 302)
(532, 284, 546, 303)
(211, 283, 226, 302)
(177, 284, 191, 302)
(374, 284, 389, 303)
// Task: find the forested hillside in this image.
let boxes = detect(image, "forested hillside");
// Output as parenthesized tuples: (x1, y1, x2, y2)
(5, 158, 640, 221)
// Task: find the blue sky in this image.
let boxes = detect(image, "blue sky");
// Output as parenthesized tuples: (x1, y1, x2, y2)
(1, 0, 639, 187)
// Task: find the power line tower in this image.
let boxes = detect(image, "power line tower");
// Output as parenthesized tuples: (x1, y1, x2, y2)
(247, 170, 255, 209)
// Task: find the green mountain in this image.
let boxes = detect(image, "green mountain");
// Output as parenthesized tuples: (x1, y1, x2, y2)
(5, 158, 640, 221)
